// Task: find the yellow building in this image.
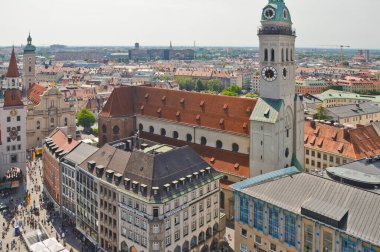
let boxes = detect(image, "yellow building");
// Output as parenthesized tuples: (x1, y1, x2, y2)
(232, 168, 380, 252)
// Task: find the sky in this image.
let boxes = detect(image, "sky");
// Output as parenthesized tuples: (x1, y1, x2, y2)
(1, 0, 379, 49)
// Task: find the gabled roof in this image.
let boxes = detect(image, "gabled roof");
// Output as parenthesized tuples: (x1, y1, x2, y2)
(4, 89, 23, 107)
(100, 86, 135, 117)
(6, 47, 20, 78)
(27, 84, 47, 106)
(250, 97, 282, 123)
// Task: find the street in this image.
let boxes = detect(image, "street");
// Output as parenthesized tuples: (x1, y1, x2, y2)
(0, 159, 83, 252)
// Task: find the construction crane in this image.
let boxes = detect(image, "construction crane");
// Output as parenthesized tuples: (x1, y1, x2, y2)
(321, 45, 350, 65)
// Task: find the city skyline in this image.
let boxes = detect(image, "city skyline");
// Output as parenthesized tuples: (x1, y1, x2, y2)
(1, 0, 379, 49)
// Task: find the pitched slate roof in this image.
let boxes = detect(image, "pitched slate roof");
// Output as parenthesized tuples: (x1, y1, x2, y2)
(63, 141, 98, 165)
(250, 97, 282, 124)
(238, 172, 380, 246)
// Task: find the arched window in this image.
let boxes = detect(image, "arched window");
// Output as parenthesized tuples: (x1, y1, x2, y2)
(264, 49, 268, 61)
(286, 48, 289, 61)
(271, 49, 275, 62)
(173, 131, 179, 139)
(285, 147, 289, 158)
(149, 126, 154, 134)
(232, 143, 239, 152)
(64, 117, 68, 126)
(216, 140, 223, 149)
(138, 123, 143, 132)
(102, 124, 107, 133)
(29, 66, 32, 72)
(200, 137, 207, 146)
(281, 48, 284, 62)
(113, 125, 120, 135)
(36, 121, 40, 130)
(160, 128, 166, 136)
(291, 49, 293, 61)
(186, 134, 192, 142)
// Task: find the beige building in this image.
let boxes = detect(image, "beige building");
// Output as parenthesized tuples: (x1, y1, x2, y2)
(76, 136, 224, 252)
(304, 120, 380, 172)
(26, 85, 76, 150)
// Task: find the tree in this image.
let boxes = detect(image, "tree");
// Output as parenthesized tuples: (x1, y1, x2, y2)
(206, 79, 223, 93)
(315, 107, 329, 120)
(221, 84, 242, 96)
(76, 108, 96, 129)
(195, 79, 205, 91)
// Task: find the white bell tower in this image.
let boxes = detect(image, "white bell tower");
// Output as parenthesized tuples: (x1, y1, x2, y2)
(249, 0, 304, 176)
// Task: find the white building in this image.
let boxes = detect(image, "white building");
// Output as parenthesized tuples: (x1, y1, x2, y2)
(250, 0, 304, 176)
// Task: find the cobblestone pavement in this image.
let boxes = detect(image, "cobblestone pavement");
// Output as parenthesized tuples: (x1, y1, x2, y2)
(0, 159, 84, 252)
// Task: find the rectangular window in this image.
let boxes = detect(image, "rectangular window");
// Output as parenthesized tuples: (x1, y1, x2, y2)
(330, 156, 334, 162)
(239, 198, 249, 224)
(152, 242, 159, 251)
(254, 201, 264, 230)
(255, 235, 262, 245)
(311, 151, 315, 157)
(285, 214, 296, 246)
(341, 237, 357, 252)
(7, 117, 10, 122)
(323, 231, 333, 252)
(306, 149, 309, 155)
(317, 152, 321, 158)
(153, 207, 159, 217)
(323, 154, 327, 160)
(17, 116, 20, 121)
(240, 228, 247, 238)
(269, 207, 280, 238)
(304, 224, 313, 252)
(240, 243, 247, 252)
(306, 158, 309, 164)
(270, 243, 276, 252)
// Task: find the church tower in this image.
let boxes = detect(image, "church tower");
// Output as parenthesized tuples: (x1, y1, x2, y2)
(249, 0, 304, 176)
(3, 47, 22, 90)
(23, 33, 36, 93)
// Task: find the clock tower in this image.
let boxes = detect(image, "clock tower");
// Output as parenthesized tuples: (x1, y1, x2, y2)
(249, 0, 304, 176)
(23, 33, 36, 93)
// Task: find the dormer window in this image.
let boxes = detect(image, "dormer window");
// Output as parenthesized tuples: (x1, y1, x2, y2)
(124, 178, 130, 187)
(106, 170, 114, 179)
(193, 172, 199, 179)
(200, 169, 205, 176)
(141, 184, 147, 193)
(164, 184, 171, 192)
(180, 177, 186, 185)
(206, 167, 211, 174)
(187, 175, 192, 183)
(87, 161, 96, 171)
(152, 186, 159, 195)
(172, 180, 179, 189)
(132, 181, 139, 190)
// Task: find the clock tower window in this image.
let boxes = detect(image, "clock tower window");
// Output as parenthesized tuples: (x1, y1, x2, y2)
(271, 49, 275, 62)
(281, 49, 284, 62)
(286, 48, 289, 61)
(264, 49, 268, 61)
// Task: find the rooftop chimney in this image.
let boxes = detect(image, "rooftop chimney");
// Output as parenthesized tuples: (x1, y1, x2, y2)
(68, 135, 73, 144)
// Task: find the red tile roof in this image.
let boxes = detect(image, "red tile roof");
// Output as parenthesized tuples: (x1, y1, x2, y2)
(4, 89, 23, 107)
(100, 86, 135, 117)
(49, 128, 79, 153)
(28, 84, 47, 105)
(304, 121, 380, 159)
(6, 48, 20, 78)
(101, 86, 256, 135)
(135, 86, 255, 135)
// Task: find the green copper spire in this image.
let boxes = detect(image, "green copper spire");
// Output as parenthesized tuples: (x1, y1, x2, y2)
(24, 33, 36, 53)
(262, 0, 292, 24)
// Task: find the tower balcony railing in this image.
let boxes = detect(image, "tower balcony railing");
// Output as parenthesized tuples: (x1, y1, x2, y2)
(258, 27, 296, 36)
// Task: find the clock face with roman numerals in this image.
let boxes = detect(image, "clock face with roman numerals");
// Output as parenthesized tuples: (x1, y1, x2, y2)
(261, 66, 278, 82)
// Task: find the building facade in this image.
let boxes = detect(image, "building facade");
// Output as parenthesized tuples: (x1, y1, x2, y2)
(250, 0, 304, 176)
(76, 137, 223, 252)
(27, 85, 76, 150)
(43, 128, 78, 210)
(0, 89, 27, 177)
(60, 142, 98, 221)
(232, 168, 380, 252)
(295, 77, 328, 94)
